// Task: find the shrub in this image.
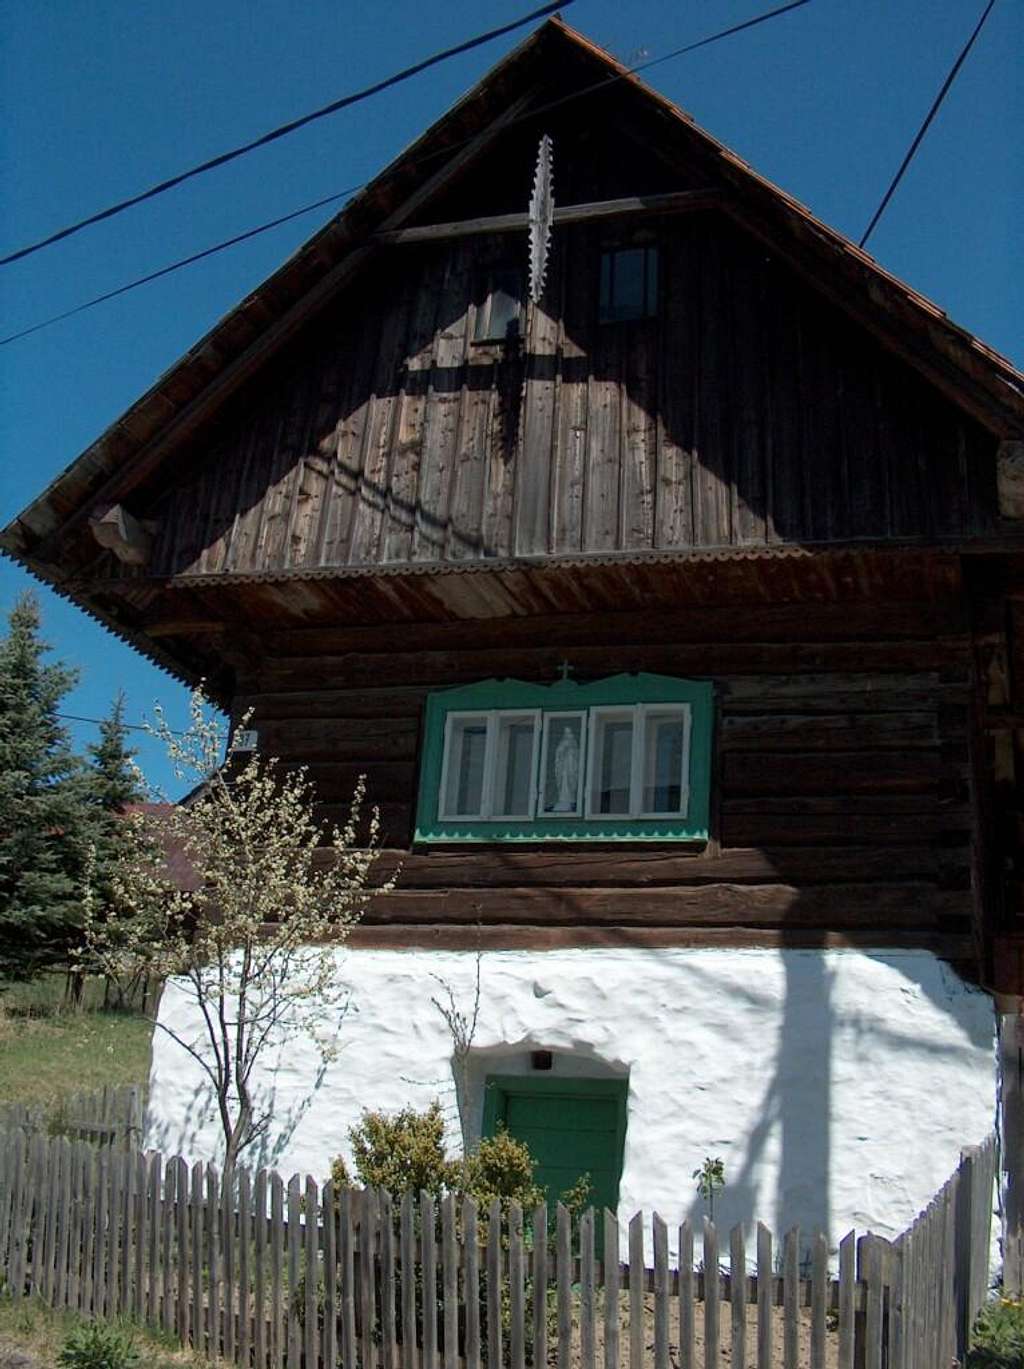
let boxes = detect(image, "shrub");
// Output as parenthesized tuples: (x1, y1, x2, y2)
(57, 1322, 140, 1369)
(967, 1297, 1024, 1369)
(332, 1101, 452, 1198)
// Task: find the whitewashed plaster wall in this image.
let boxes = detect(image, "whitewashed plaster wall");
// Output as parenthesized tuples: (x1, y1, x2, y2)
(147, 948, 995, 1256)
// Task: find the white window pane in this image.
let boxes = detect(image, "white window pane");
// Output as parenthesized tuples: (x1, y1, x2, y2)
(593, 715, 633, 815)
(643, 711, 687, 814)
(444, 718, 488, 817)
(494, 717, 536, 818)
(542, 714, 584, 815)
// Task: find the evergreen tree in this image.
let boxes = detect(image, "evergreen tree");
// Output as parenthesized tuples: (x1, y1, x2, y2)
(0, 593, 86, 979)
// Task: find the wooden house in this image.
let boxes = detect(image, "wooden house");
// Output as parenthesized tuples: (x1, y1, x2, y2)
(4, 19, 1022, 1268)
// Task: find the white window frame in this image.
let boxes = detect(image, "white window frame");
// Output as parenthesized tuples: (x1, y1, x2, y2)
(438, 708, 540, 822)
(584, 703, 692, 820)
(537, 710, 587, 818)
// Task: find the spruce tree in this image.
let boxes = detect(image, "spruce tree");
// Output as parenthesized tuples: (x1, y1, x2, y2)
(0, 593, 86, 979)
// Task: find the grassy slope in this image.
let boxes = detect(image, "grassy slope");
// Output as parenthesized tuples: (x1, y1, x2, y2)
(0, 976, 153, 1110)
(0, 1297, 215, 1368)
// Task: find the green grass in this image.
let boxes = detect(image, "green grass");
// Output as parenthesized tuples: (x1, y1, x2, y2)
(0, 1297, 216, 1368)
(0, 976, 154, 1111)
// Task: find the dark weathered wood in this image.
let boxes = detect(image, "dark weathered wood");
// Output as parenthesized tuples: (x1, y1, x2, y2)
(508, 1202, 526, 1369)
(703, 1219, 719, 1369)
(400, 1192, 416, 1369)
(304, 1177, 319, 1369)
(270, 1171, 285, 1369)
(557, 1204, 572, 1369)
(757, 1223, 772, 1369)
(289, 1175, 305, 1369)
(207, 1165, 222, 1360)
(361, 1188, 380, 1369)
(340, 1188, 357, 1369)
(604, 1209, 620, 1369)
(381, 1188, 397, 1369)
(422, 1191, 438, 1369)
(322, 1181, 338, 1369)
(783, 1227, 799, 1369)
(487, 1199, 503, 1369)
(810, 1232, 827, 1369)
(629, 1212, 644, 1369)
(254, 1170, 269, 1369)
(443, 1193, 459, 1369)
(464, 1198, 481, 1369)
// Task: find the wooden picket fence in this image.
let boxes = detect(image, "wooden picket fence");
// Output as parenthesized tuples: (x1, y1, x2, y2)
(0, 1128, 997, 1369)
(0, 1084, 144, 1150)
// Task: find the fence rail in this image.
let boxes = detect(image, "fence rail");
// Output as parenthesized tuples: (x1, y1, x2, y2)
(0, 1129, 997, 1369)
(0, 1084, 144, 1150)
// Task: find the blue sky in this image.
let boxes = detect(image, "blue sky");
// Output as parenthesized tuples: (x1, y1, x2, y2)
(1, 0, 1021, 796)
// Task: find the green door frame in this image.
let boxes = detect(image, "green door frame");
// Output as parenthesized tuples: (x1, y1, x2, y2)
(482, 1074, 629, 1209)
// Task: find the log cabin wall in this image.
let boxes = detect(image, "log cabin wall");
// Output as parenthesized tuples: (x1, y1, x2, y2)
(231, 594, 976, 961)
(137, 210, 999, 582)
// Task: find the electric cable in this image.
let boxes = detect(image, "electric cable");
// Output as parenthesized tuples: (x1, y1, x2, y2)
(0, 0, 573, 269)
(859, 0, 997, 248)
(0, 0, 814, 348)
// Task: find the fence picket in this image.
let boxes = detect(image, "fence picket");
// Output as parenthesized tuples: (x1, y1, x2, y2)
(286, 1174, 302, 1369)
(729, 1223, 745, 1369)
(239, 1168, 253, 1366)
(628, 1211, 644, 1369)
(207, 1164, 222, 1360)
(810, 1231, 827, 1369)
(488, 1198, 503, 1369)
(54, 1139, 73, 1308)
(381, 1187, 397, 1369)
(604, 1209, 621, 1369)
(225, 1167, 239, 1362)
(94, 1147, 109, 1320)
(145, 1152, 160, 1327)
(270, 1171, 285, 1369)
(190, 1162, 204, 1354)
(580, 1207, 596, 1369)
(8, 1131, 30, 1299)
(322, 1180, 338, 1369)
(703, 1218, 719, 1369)
(304, 1176, 320, 1369)
(254, 1169, 269, 1369)
(837, 1229, 855, 1369)
(30, 1133, 52, 1298)
(860, 1234, 884, 1369)
(106, 1149, 123, 1317)
(422, 1191, 438, 1369)
(783, 1226, 799, 1369)
(399, 1191, 416, 1369)
(532, 1202, 547, 1369)
(41, 1135, 61, 1302)
(464, 1198, 481, 1369)
(66, 1143, 85, 1314)
(678, 1219, 693, 1369)
(340, 1187, 357, 1369)
(652, 1212, 668, 1369)
(444, 1192, 460, 1369)
(757, 1222, 772, 1369)
(173, 1157, 188, 1343)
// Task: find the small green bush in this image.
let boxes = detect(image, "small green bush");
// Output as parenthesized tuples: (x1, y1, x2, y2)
(57, 1321, 140, 1369)
(967, 1297, 1024, 1369)
(331, 1101, 451, 1198)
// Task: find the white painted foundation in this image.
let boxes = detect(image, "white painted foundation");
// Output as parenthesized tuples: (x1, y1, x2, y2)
(147, 948, 995, 1255)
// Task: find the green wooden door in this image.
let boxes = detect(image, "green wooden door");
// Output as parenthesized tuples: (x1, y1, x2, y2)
(482, 1076, 628, 1213)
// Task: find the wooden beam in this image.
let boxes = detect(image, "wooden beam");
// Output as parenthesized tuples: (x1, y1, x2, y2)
(344, 923, 976, 957)
(376, 188, 722, 245)
(88, 503, 153, 566)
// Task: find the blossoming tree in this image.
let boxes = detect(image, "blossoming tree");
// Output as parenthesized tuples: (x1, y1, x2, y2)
(82, 689, 394, 1169)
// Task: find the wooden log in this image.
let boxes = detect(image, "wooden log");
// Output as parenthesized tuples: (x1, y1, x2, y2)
(783, 1227, 799, 1369)
(629, 1211, 644, 1369)
(286, 1175, 302, 1369)
(810, 1232, 827, 1369)
(557, 1204, 572, 1369)
(757, 1222, 772, 1369)
(531, 1202, 547, 1369)
(464, 1199, 481, 1369)
(304, 1177, 319, 1369)
(508, 1201, 526, 1369)
(703, 1219, 719, 1369)
(487, 1199, 503, 1369)
(729, 1224, 746, 1369)
(678, 1219, 694, 1369)
(422, 1191, 438, 1369)
(190, 1163, 205, 1355)
(652, 1213, 669, 1369)
(400, 1192, 416, 1369)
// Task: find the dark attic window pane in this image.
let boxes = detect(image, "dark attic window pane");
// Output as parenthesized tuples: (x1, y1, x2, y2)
(599, 246, 658, 324)
(474, 267, 523, 342)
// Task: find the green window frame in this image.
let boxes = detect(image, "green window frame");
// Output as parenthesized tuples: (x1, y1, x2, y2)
(414, 672, 713, 843)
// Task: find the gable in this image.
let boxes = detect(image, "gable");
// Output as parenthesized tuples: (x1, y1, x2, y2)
(2, 17, 1022, 636)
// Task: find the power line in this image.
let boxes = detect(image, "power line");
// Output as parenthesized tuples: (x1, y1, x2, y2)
(58, 711, 191, 738)
(859, 0, 997, 249)
(0, 1, 815, 349)
(0, 0, 573, 270)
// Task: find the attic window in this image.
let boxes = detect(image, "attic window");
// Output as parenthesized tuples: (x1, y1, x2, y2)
(599, 246, 658, 323)
(474, 267, 523, 343)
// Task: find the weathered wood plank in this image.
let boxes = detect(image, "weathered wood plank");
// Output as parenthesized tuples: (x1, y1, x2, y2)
(629, 1212, 644, 1369)
(400, 1191, 416, 1369)
(558, 1204, 572, 1369)
(783, 1227, 799, 1369)
(652, 1212, 669, 1369)
(678, 1219, 694, 1369)
(508, 1201, 526, 1369)
(604, 1209, 620, 1369)
(304, 1177, 319, 1369)
(729, 1224, 746, 1369)
(270, 1171, 285, 1369)
(464, 1198, 481, 1369)
(757, 1222, 772, 1369)
(703, 1219, 719, 1369)
(422, 1191, 438, 1369)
